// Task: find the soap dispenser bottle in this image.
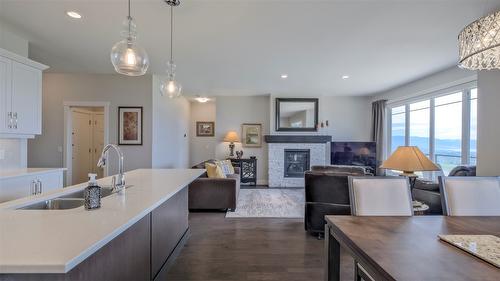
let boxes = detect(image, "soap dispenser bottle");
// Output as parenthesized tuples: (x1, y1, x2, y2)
(84, 173, 101, 210)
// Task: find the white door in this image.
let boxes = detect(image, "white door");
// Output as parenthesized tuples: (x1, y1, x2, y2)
(0, 56, 12, 133)
(92, 112, 105, 178)
(11, 61, 42, 135)
(71, 109, 93, 185)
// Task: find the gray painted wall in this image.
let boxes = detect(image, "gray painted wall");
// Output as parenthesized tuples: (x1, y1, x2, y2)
(0, 20, 29, 57)
(28, 73, 153, 175)
(270, 94, 372, 139)
(270, 95, 372, 141)
(320, 96, 372, 142)
(371, 66, 477, 102)
(477, 70, 500, 176)
(189, 101, 216, 166)
(151, 75, 190, 169)
(0, 20, 29, 170)
(188, 95, 371, 184)
(215, 96, 271, 185)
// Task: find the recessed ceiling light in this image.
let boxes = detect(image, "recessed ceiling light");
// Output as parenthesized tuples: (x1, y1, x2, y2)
(66, 11, 82, 19)
(281, 74, 288, 79)
(195, 97, 210, 103)
(342, 75, 350, 80)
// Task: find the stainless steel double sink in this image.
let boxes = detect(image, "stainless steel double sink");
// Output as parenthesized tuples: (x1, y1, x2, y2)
(18, 185, 133, 210)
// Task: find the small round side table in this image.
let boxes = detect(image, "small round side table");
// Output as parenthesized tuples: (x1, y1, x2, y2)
(413, 200, 429, 215)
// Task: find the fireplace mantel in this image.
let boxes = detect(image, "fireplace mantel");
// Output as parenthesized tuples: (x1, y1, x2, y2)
(264, 135, 332, 144)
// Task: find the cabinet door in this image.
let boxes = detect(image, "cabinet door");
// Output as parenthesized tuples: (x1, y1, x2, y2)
(0, 176, 34, 203)
(37, 171, 63, 194)
(0, 56, 12, 133)
(151, 187, 188, 278)
(11, 61, 42, 135)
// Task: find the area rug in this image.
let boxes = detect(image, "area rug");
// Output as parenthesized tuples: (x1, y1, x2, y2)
(225, 189, 304, 218)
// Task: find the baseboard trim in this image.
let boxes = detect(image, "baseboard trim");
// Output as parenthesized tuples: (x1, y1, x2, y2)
(257, 179, 268, 185)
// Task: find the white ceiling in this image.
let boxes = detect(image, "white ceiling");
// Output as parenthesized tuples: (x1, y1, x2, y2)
(1, 0, 498, 97)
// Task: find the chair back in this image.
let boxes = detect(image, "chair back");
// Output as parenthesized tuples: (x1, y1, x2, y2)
(439, 176, 500, 216)
(348, 176, 413, 216)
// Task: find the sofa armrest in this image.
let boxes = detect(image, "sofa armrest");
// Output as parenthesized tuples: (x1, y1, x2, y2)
(226, 173, 240, 180)
(191, 177, 237, 186)
(414, 179, 439, 192)
(233, 167, 240, 175)
(188, 177, 239, 210)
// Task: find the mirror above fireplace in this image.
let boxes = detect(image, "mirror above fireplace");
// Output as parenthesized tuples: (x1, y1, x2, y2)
(275, 98, 318, 132)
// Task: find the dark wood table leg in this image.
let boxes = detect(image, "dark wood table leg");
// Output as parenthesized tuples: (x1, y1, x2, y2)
(325, 224, 340, 281)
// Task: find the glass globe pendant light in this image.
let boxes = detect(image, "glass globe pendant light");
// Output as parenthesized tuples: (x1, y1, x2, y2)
(110, 0, 149, 76)
(160, 0, 182, 98)
(160, 61, 182, 98)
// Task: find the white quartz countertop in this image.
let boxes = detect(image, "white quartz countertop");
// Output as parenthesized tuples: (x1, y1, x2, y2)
(0, 168, 204, 274)
(0, 168, 66, 180)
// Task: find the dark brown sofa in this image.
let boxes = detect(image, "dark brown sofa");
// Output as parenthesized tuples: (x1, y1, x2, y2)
(413, 165, 476, 215)
(189, 160, 240, 211)
(305, 165, 369, 237)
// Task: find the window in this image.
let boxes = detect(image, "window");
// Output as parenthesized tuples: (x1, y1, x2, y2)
(388, 86, 477, 175)
(434, 92, 462, 173)
(470, 89, 477, 165)
(409, 100, 430, 156)
(390, 106, 405, 153)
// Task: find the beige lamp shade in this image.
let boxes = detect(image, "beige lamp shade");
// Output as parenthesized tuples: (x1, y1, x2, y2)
(223, 131, 240, 143)
(380, 146, 440, 175)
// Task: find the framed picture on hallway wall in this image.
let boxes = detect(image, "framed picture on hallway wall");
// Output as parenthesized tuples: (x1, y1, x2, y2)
(242, 123, 262, 147)
(118, 106, 143, 145)
(196, 121, 215, 137)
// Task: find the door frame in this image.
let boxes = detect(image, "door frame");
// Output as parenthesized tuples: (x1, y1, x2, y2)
(63, 101, 110, 186)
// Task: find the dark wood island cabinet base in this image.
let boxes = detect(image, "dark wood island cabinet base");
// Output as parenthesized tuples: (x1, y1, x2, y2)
(1, 186, 189, 281)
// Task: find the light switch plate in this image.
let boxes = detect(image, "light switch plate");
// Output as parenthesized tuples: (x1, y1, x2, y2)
(0, 149, 5, 160)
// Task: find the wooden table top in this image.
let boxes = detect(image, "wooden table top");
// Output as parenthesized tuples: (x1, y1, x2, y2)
(325, 216, 500, 281)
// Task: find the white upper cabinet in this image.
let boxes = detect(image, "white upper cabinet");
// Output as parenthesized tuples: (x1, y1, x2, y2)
(0, 56, 12, 134)
(11, 61, 42, 134)
(0, 48, 48, 138)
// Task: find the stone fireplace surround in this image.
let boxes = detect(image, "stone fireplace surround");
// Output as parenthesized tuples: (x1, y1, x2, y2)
(265, 135, 332, 188)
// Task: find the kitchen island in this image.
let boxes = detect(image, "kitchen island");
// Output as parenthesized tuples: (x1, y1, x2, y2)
(0, 168, 204, 281)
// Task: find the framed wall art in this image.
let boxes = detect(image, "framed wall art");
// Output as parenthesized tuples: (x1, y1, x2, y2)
(242, 123, 262, 147)
(196, 121, 215, 137)
(118, 106, 143, 145)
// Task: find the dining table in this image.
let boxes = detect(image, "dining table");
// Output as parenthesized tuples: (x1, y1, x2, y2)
(325, 215, 500, 281)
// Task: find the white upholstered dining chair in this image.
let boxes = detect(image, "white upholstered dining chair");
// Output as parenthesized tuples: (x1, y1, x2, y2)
(439, 176, 500, 216)
(348, 176, 413, 216)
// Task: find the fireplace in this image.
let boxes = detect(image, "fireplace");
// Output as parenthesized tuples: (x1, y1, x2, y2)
(284, 149, 310, 178)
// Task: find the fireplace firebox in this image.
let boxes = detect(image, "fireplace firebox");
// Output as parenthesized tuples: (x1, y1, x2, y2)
(284, 149, 310, 178)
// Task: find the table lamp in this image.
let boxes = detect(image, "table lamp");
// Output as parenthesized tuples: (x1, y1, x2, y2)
(380, 146, 440, 188)
(223, 131, 240, 158)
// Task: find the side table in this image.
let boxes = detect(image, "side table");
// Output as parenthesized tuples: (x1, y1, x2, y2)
(413, 200, 429, 215)
(229, 158, 257, 186)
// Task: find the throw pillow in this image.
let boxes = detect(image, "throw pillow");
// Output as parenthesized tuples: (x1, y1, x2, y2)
(218, 160, 235, 175)
(205, 162, 226, 178)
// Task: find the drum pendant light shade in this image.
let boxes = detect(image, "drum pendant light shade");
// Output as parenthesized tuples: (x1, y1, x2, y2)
(459, 11, 500, 70)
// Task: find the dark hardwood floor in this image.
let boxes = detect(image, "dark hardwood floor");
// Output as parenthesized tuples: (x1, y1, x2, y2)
(165, 212, 354, 281)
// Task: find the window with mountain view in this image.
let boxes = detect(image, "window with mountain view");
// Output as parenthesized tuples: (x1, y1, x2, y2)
(390, 106, 405, 153)
(470, 89, 477, 165)
(434, 92, 462, 173)
(409, 100, 430, 156)
(388, 86, 477, 175)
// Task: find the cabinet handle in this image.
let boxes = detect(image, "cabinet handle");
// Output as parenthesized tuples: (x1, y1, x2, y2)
(30, 180, 37, 195)
(7, 112, 12, 129)
(13, 112, 17, 129)
(37, 180, 42, 194)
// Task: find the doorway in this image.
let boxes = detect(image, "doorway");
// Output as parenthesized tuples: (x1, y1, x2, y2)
(63, 102, 110, 186)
